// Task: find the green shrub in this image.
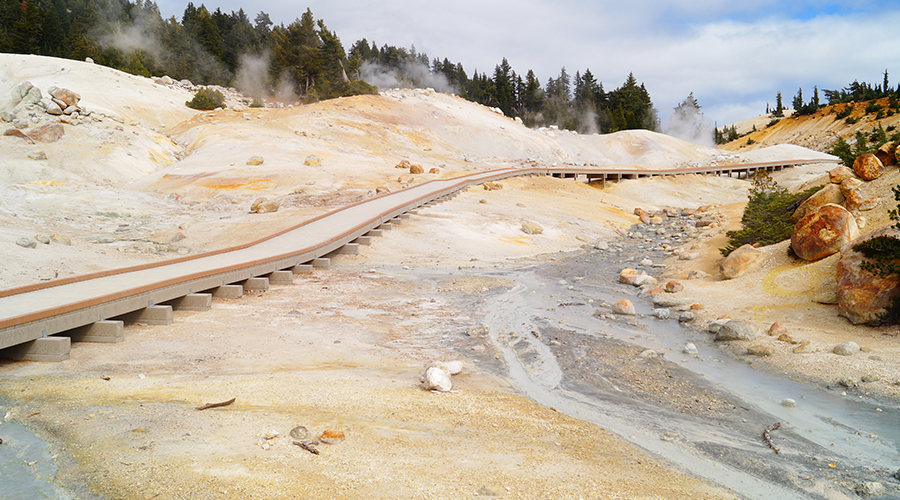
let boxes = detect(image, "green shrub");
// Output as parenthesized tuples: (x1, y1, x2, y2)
(852, 185, 900, 324)
(767, 119, 780, 127)
(865, 102, 883, 114)
(845, 116, 859, 124)
(186, 87, 225, 110)
(746, 138, 756, 145)
(829, 137, 855, 166)
(720, 172, 823, 257)
(836, 106, 853, 119)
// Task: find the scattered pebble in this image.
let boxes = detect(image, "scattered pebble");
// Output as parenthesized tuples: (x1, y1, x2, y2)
(683, 343, 699, 355)
(781, 398, 797, 408)
(834, 342, 860, 356)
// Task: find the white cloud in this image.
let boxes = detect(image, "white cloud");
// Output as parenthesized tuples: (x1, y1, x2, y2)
(152, 0, 900, 125)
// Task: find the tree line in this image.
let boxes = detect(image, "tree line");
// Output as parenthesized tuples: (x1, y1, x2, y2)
(0, 0, 658, 132)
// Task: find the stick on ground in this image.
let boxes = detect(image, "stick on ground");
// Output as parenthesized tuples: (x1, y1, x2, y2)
(763, 422, 781, 454)
(195, 397, 236, 411)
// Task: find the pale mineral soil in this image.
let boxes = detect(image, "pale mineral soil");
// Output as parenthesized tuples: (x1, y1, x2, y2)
(1, 53, 896, 500)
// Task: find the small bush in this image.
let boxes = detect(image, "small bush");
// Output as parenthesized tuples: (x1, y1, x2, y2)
(186, 88, 225, 110)
(865, 102, 883, 114)
(720, 172, 823, 256)
(767, 119, 780, 127)
(845, 116, 859, 124)
(836, 106, 853, 119)
(828, 137, 855, 166)
(746, 138, 756, 145)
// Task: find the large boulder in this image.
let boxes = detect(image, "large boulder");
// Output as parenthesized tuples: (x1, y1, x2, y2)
(720, 244, 767, 279)
(852, 154, 884, 181)
(875, 142, 897, 167)
(27, 124, 64, 143)
(837, 226, 900, 324)
(791, 204, 859, 261)
(793, 184, 845, 221)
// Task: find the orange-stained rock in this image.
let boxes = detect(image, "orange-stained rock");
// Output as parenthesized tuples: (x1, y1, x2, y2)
(837, 226, 900, 324)
(839, 177, 864, 197)
(875, 142, 897, 167)
(852, 153, 884, 181)
(611, 299, 635, 315)
(720, 244, 767, 279)
(791, 204, 859, 261)
(633, 207, 649, 223)
(397, 174, 414, 184)
(792, 184, 844, 220)
(395, 159, 411, 169)
(829, 165, 855, 184)
(48, 86, 80, 107)
(664, 280, 684, 293)
(409, 164, 424, 174)
(768, 321, 788, 336)
(27, 123, 64, 143)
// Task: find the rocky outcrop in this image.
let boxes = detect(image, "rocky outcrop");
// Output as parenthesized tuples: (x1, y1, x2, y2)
(633, 207, 649, 223)
(875, 142, 897, 167)
(720, 244, 767, 279)
(792, 184, 844, 221)
(791, 204, 859, 261)
(828, 166, 854, 184)
(48, 86, 80, 108)
(852, 154, 884, 181)
(837, 226, 900, 324)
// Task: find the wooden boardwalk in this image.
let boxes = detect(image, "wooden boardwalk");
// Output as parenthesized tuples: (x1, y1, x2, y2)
(0, 158, 838, 359)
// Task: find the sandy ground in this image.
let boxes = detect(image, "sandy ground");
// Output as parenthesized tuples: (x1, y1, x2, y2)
(1, 54, 897, 499)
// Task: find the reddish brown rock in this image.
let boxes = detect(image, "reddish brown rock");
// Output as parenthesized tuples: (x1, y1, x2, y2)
(3, 128, 34, 144)
(792, 184, 845, 220)
(843, 189, 864, 210)
(429, 167, 441, 174)
(395, 159, 411, 169)
(791, 204, 859, 261)
(664, 280, 684, 293)
(409, 164, 425, 174)
(768, 321, 788, 336)
(858, 198, 881, 211)
(48, 86, 80, 107)
(26, 124, 64, 143)
(634, 207, 649, 223)
(837, 226, 900, 324)
(829, 165, 855, 184)
(875, 142, 897, 167)
(721, 244, 767, 279)
(397, 174, 414, 184)
(852, 153, 884, 181)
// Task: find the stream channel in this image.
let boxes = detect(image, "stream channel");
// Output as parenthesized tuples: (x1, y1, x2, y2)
(464, 241, 899, 499)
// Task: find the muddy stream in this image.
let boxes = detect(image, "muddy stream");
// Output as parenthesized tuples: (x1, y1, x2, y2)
(459, 245, 899, 499)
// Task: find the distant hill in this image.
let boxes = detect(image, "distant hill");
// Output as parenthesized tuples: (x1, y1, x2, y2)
(719, 98, 900, 154)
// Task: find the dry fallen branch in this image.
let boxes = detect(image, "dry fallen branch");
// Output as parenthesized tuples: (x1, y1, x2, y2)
(763, 422, 781, 454)
(195, 397, 236, 411)
(293, 440, 320, 455)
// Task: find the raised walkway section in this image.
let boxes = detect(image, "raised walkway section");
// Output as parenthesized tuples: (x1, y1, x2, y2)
(0, 159, 836, 359)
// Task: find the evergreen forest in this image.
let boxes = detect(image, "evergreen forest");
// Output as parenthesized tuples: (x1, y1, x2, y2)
(0, 0, 658, 133)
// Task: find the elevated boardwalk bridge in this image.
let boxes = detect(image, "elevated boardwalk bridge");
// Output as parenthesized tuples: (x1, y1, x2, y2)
(0, 158, 838, 361)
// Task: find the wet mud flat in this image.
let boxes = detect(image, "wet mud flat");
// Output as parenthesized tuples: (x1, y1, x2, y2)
(439, 229, 900, 499)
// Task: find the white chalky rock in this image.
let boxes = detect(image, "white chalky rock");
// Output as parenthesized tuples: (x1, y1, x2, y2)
(424, 367, 452, 392)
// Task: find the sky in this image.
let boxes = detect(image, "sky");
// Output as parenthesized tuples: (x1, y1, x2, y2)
(154, 0, 900, 128)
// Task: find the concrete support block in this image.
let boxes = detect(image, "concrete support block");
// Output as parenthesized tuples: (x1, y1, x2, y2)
(268, 270, 293, 285)
(366, 229, 383, 237)
(408, 210, 418, 215)
(212, 285, 244, 299)
(170, 293, 212, 311)
(243, 277, 270, 292)
(2, 336, 71, 362)
(354, 236, 372, 245)
(67, 320, 124, 343)
(339, 243, 360, 254)
(122, 305, 173, 326)
(390, 218, 403, 225)
(292, 264, 314, 274)
(399, 213, 410, 219)
(312, 258, 331, 269)
(378, 223, 393, 230)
